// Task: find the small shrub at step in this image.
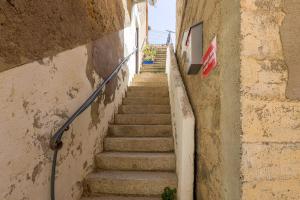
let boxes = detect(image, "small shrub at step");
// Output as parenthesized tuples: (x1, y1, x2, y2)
(161, 187, 177, 200)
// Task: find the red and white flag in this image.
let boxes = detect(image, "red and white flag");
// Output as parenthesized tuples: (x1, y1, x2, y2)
(201, 36, 217, 77)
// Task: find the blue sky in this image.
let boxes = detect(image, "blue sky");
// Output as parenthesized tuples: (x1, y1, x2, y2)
(148, 0, 176, 44)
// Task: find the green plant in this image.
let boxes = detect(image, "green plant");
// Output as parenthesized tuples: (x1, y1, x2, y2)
(143, 45, 157, 61)
(161, 187, 177, 200)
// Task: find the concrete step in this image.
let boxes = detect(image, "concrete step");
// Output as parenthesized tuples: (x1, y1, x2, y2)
(141, 67, 166, 71)
(81, 195, 160, 200)
(154, 61, 166, 64)
(135, 73, 167, 77)
(131, 82, 167, 87)
(95, 152, 175, 171)
(85, 171, 177, 196)
(141, 68, 165, 72)
(134, 74, 167, 81)
(132, 78, 167, 84)
(119, 105, 170, 114)
(123, 97, 169, 105)
(155, 56, 166, 59)
(126, 90, 169, 98)
(104, 137, 174, 152)
(141, 67, 165, 70)
(128, 86, 168, 91)
(141, 69, 166, 73)
(114, 114, 171, 125)
(140, 69, 166, 73)
(108, 125, 172, 137)
(142, 64, 165, 68)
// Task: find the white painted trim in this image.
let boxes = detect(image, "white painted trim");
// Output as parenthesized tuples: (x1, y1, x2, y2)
(166, 44, 195, 200)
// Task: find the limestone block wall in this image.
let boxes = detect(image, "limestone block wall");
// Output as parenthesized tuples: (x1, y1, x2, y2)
(0, 2, 147, 200)
(240, 1, 300, 199)
(176, 0, 300, 200)
(176, 0, 241, 199)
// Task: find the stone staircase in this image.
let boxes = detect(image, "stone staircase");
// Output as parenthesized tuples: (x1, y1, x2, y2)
(82, 46, 177, 199)
(140, 46, 167, 73)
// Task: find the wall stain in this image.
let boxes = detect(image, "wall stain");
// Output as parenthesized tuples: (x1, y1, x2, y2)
(67, 87, 79, 99)
(33, 110, 43, 129)
(4, 184, 15, 198)
(85, 31, 125, 128)
(31, 161, 43, 183)
(22, 99, 29, 114)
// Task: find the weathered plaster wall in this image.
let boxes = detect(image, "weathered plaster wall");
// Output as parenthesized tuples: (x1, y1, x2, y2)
(240, 0, 300, 199)
(166, 45, 195, 200)
(176, 0, 241, 199)
(0, 0, 132, 72)
(0, 32, 126, 200)
(0, 2, 147, 199)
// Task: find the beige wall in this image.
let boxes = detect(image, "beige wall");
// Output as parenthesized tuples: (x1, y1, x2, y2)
(177, 0, 300, 199)
(240, 0, 300, 199)
(176, 0, 241, 199)
(0, 1, 147, 199)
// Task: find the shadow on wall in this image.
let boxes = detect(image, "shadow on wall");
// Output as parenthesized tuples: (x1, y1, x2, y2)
(0, 0, 132, 72)
(86, 31, 125, 126)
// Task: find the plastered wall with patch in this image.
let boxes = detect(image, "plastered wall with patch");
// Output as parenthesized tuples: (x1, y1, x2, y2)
(0, 1, 147, 199)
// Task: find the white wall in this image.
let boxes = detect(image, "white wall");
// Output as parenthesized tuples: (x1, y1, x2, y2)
(166, 45, 195, 200)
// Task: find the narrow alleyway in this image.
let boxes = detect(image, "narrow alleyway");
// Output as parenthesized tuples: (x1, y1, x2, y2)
(82, 46, 177, 199)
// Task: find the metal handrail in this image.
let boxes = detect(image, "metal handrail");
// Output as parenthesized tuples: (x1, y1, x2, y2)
(49, 48, 137, 200)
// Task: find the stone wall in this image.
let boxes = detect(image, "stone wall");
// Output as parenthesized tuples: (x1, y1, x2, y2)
(0, 1, 147, 199)
(177, 0, 300, 199)
(240, 0, 300, 199)
(176, 0, 241, 199)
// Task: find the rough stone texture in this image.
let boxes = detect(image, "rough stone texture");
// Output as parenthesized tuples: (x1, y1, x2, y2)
(0, 0, 132, 72)
(240, 0, 300, 199)
(176, 0, 241, 199)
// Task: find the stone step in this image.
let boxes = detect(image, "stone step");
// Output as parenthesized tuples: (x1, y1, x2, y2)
(114, 114, 171, 125)
(123, 97, 169, 105)
(95, 152, 175, 171)
(131, 81, 167, 87)
(141, 68, 165, 71)
(141, 69, 166, 73)
(81, 195, 160, 200)
(141, 68, 166, 72)
(85, 171, 177, 196)
(140, 70, 165, 74)
(126, 90, 169, 98)
(108, 125, 172, 137)
(154, 61, 166, 64)
(119, 105, 170, 114)
(104, 137, 174, 152)
(142, 64, 165, 67)
(128, 85, 168, 91)
(132, 78, 167, 84)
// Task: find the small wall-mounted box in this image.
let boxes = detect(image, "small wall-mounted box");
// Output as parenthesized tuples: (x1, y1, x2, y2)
(181, 23, 203, 74)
